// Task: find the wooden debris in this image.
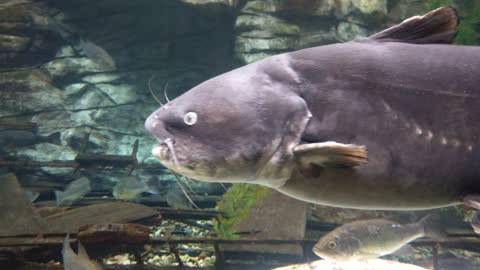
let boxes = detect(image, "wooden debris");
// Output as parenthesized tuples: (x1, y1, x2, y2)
(0, 139, 166, 171)
(44, 202, 160, 233)
(35, 195, 220, 208)
(0, 158, 166, 170)
(0, 173, 47, 237)
(77, 223, 150, 244)
(36, 206, 69, 218)
(74, 154, 136, 168)
(0, 235, 479, 248)
(15, 262, 213, 270)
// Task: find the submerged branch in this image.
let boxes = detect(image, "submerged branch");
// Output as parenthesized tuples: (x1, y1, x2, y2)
(0, 235, 478, 248)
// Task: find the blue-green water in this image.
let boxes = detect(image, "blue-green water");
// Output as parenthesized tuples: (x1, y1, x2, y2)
(1, 1, 480, 269)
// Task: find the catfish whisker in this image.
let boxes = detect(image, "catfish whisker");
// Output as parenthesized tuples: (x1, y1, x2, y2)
(148, 75, 163, 106)
(164, 138, 179, 167)
(163, 83, 171, 103)
(219, 183, 228, 191)
(172, 172, 199, 209)
(182, 176, 199, 196)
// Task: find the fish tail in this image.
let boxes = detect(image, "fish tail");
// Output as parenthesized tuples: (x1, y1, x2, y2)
(54, 190, 65, 206)
(418, 214, 448, 240)
(62, 234, 72, 257)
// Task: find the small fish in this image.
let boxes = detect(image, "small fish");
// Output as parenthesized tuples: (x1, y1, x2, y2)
(166, 185, 193, 209)
(313, 215, 445, 261)
(79, 39, 116, 71)
(112, 176, 167, 200)
(0, 130, 61, 147)
(470, 211, 480, 234)
(62, 234, 102, 270)
(143, 176, 168, 195)
(24, 190, 40, 202)
(273, 259, 429, 270)
(55, 177, 91, 206)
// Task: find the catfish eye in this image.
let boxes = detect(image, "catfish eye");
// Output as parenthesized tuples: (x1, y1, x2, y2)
(328, 241, 337, 249)
(183, 112, 197, 126)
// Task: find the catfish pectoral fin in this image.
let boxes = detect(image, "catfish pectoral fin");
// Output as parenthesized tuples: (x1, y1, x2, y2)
(293, 141, 367, 168)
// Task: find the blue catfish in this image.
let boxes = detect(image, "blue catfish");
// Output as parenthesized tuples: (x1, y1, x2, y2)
(145, 7, 480, 210)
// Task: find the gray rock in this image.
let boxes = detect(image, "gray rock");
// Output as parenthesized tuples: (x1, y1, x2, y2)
(180, 0, 239, 8)
(242, 0, 336, 16)
(336, 21, 368, 42)
(43, 57, 114, 79)
(235, 13, 300, 36)
(235, 11, 300, 62)
(0, 34, 31, 52)
(235, 36, 297, 53)
(387, 0, 427, 23)
(335, 0, 388, 18)
(0, 70, 64, 117)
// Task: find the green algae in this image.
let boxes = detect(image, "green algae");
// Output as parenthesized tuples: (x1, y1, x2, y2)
(213, 183, 269, 238)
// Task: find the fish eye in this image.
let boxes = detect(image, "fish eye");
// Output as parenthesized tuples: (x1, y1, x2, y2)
(328, 241, 337, 249)
(183, 112, 198, 126)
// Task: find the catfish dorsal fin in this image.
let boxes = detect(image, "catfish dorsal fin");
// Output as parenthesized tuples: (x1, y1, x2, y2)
(368, 6, 459, 44)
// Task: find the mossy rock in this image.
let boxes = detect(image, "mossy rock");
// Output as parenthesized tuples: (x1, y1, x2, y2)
(213, 183, 269, 238)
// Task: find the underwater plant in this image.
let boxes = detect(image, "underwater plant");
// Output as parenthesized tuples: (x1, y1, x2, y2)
(425, 0, 480, 45)
(213, 183, 269, 238)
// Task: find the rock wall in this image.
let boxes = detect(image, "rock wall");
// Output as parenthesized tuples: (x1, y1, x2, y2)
(234, 0, 426, 63)
(0, 0, 426, 188)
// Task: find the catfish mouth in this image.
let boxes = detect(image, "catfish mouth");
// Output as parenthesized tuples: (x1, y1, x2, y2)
(150, 137, 265, 183)
(150, 139, 224, 182)
(151, 139, 178, 166)
(151, 140, 193, 176)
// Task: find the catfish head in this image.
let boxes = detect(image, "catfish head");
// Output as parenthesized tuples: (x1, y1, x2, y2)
(145, 56, 312, 188)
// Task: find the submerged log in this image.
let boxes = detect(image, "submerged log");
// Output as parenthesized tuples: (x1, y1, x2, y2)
(0, 159, 166, 170)
(15, 263, 214, 270)
(0, 173, 47, 237)
(44, 202, 160, 233)
(35, 195, 220, 208)
(35, 206, 219, 221)
(75, 154, 136, 168)
(1, 235, 478, 248)
(77, 223, 150, 244)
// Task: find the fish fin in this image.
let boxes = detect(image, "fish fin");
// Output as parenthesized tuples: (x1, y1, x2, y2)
(464, 195, 480, 210)
(471, 211, 480, 234)
(419, 214, 448, 240)
(391, 244, 415, 257)
(77, 241, 90, 260)
(62, 234, 72, 257)
(46, 131, 61, 146)
(0, 173, 47, 236)
(54, 190, 64, 206)
(293, 141, 367, 168)
(55, 177, 91, 206)
(368, 6, 459, 44)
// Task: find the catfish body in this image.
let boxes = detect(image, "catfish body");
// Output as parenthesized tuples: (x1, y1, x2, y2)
(277, 41, 480, 209)
(145, 7, 480, 210)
